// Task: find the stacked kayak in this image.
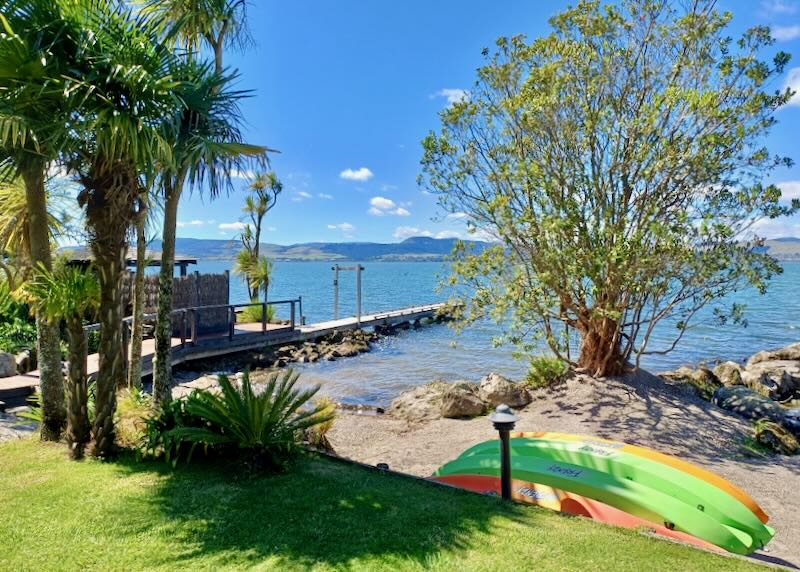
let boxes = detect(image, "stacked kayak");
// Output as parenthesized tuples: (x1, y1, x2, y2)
(431, 432, 773, 554)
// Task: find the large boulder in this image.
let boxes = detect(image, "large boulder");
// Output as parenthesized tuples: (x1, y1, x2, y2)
(659, 366, 721, 400)
(746, 342, 800, 367)
(713, 361, 744, 387)
(741, 360, 800, 401)
(479, 373, 531, 408)
(440, 382, 485, 419)
(388, 381, 448, 422)
(754, 421, 799, 455)
(784, 409, 800, 437)
(712, 386, 787, 424)
(0, 352, 16, 378)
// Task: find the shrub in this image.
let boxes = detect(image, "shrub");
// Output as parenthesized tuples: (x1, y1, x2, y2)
(149, 369, 334, 471)
(115, 388, 152, 449)
(304, 396, 337, 452)
(238, 301, 275, 324)
(524, 356, 570, 389)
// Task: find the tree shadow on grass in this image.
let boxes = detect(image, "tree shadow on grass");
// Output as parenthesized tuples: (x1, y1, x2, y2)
(110, 452, 529, 569)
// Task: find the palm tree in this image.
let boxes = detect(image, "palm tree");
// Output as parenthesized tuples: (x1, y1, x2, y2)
(0, 0, 89, 440)
(127, 191, 150, 390)
(142, 0, 251, 74)
(151, 62, 268, 407)
(22, 265, 99, 457)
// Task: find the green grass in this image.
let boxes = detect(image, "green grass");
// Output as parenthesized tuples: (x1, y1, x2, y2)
(0, 439, 762, 572)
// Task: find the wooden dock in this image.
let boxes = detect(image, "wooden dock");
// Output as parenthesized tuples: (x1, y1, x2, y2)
(0, 303, 445, 406)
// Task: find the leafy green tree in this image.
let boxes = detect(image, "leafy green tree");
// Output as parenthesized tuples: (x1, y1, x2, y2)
(421, 0, 799, 377)
(22, 265, 99, 457)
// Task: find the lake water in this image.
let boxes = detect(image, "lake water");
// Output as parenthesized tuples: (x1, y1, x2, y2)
(190, 259, 800, 405)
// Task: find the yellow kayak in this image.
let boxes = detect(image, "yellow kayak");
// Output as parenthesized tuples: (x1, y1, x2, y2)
(515, 431, 769, 524)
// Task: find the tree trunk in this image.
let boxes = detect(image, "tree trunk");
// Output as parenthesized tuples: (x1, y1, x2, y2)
(153, 181, 180, 407)
(66, 318, 90, 458)
(21, 167, 65, 441)
(577, 316, 625, 377)
(127, 211, 147, 390)
(89, 231, 126, 457)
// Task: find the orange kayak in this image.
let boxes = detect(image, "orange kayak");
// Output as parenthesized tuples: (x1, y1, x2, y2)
(431, 473, 722, 552)
(514, 431, 769, 524)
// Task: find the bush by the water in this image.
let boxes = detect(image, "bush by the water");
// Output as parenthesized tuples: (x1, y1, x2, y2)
(0, 281, 36, 355)
(238, 301, 276, 324)
(525, 357, 569, 389)
(145, 369, 334, 471)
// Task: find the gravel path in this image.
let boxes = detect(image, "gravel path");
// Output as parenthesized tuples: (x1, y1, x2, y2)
(328, 370, 800, 567)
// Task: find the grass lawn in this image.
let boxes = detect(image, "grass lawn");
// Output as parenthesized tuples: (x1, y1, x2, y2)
(0, 439, 764, 571)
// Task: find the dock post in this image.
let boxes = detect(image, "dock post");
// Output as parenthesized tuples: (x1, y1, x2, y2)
(356, 264, 363, 327)
(332, 265, 340, 320)
(290, 301, 296, 330)
(190, 308, 197, 345)
(261, 302, 267, 334)
(298, 296, 304, 325)
(228, 306, 235, 340)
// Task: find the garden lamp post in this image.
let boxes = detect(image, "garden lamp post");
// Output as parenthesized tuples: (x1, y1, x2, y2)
(490, 404, 519, 501)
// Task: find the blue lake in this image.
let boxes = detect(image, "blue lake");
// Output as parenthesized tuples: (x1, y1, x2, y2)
(189, 259, 800, 405)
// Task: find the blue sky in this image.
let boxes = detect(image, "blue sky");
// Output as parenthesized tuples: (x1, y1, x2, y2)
(173, 0, 800, 245)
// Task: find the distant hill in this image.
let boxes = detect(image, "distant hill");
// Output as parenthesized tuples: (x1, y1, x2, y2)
(147, 236, 491, 262)
(764, 238, 800, 261)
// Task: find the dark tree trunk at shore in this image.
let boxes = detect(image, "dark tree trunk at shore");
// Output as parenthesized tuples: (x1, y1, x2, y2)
(65, 318, 91, 456)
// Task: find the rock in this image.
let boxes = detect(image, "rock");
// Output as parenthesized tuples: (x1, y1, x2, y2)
(746, 342, 800, 367)
(15, 350, 32, 374)
(331, 342, 361, 358)
(0, 353, 16, 378)
(479, 372, 531, 408)
(713, 361, 743, 387)
(754, 421, 799, 455)
(440, 382, 485, 418)
(741, 360, 800, 401)
(783, 409, 800, 438)
(659, 366, 721, 400)
(712, 386, 787, 424)
(388, 381, 448, 422)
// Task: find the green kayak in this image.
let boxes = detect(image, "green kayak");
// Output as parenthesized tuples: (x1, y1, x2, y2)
(434, 436, 774, 554)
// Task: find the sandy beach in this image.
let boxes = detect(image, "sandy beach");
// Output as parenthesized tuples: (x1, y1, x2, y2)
(328, 370, 800, 567)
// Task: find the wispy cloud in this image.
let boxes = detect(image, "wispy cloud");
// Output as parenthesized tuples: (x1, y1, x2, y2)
(393, 226, 462, 240)
(340, 167, 374, 182)
(772, 24, 800, 40)
(783, 67, 800, 104)
(777, 181, 800, 201)
(266, 226, 277, 232)
(380, 184, 398, 193)
(231, 169, 257, 180)
(751, 216, 800, 238)
(431, 88, 468, 106)
(762, 0, 798, 16)
(446, 212, 468, 220)
(318, 193, 333, 200)
(327, 222, 355, 238)
(219, 221, 246, 231)
(368, 196, 410, 216)
(177, 220, 205, 228)
(292, 191, 313, 202)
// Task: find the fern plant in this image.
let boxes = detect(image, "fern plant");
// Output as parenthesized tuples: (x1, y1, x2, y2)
(161, 369, 334, 471)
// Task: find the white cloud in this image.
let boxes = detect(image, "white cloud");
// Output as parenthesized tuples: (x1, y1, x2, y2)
(177, 219, 205, 228)
(772, 24, 800, 40)
(446, 211, 468, 220)
(231, 169, 257, 180)
(783, 67, 800, 104)
(432, 88, 468, 105)
(340, 167, 374, 182)
(318, 193, 333, 199)
(751, 216, 800, 238)
(368, 196, 411, 216)
(778, 181, 800, 201)
(392, 226, 462, 240)
(291, 191, 313, 202)
(327, 222, 355, 238)
(762, 0, 797, 15)
(266, 226, 277, 232)
(218, 221, 247, 231)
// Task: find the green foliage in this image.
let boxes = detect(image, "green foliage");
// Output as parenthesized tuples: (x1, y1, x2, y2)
(238, 301, 276, 323)
(304, 396, 337, 451)
(0, 280, 35, 354)
(420, 0, 798, 376)
(524, 357, 570, 389)
(158, 370, 334, 471)
(15, 391, 42, 424)
(115, 388, 153, 450)
(19, 264, 99, 326)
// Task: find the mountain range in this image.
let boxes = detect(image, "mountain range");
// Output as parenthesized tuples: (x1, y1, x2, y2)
(153, 236, 490, 261)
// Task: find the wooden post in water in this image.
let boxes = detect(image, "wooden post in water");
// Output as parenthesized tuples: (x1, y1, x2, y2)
(332, 265, 340, 320)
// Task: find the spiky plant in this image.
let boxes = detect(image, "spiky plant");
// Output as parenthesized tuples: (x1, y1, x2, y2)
(164, 369, 333, 471)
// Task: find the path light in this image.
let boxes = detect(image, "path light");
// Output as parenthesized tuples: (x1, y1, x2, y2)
(490, 404, 519, 501)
